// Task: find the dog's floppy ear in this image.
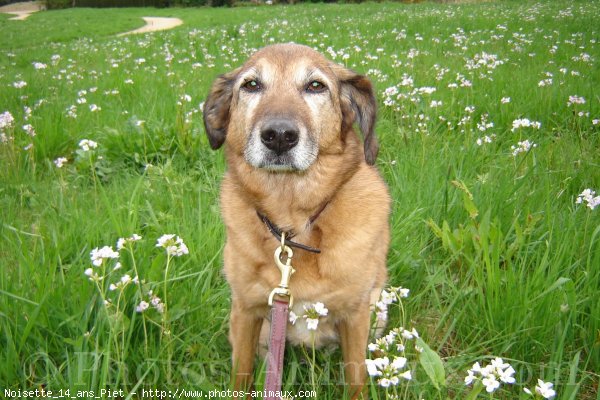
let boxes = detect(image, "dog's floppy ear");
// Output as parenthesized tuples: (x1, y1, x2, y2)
(332, 64, 379, 165)
(203, 68, 240, 150)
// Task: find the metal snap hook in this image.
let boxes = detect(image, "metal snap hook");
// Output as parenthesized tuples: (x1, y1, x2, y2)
(269, 242, 295, 306)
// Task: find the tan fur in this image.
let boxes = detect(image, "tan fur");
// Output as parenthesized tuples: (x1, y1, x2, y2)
(203, 43, 390, 398)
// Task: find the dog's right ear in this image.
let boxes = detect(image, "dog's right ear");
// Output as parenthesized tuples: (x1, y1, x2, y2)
(203, 68, 240, 150)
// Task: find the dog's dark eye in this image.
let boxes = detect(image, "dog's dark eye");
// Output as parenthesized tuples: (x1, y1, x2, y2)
(306, 80, 327, 93)
(242, 80, 262, 92)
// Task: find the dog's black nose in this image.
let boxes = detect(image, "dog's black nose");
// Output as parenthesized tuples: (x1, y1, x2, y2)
(260, 119, 299, 155)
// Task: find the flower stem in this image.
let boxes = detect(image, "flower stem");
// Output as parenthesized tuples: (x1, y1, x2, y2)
(129, 246, 149, 355)
(163, 254, 173, 381)
(311, 333, 317, 395)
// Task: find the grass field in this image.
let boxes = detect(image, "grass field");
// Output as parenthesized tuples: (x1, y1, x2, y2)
(1, 1, 599, 399)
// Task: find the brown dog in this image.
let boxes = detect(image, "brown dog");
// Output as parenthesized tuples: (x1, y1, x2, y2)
(203, 43, 390, 398)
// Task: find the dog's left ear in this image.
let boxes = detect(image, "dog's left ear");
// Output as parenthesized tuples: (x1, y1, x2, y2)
(203, 68, 240, 150)
(332, 64, 379, 165)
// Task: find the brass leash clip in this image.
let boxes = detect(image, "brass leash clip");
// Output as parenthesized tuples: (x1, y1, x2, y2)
(268, 233, 295, 307)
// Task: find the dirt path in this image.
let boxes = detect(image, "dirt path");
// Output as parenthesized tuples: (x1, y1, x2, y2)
(0, 1, 43, 20)
(118, 17, 183, 36)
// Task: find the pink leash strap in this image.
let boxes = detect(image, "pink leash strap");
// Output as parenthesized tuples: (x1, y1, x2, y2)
(264, 299, 290, 399)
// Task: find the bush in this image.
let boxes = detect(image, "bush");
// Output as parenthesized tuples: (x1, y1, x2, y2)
(44, 0, 73, 9)
(44, 0, 171, 7)
(171, 0, 207, 5)
(171, 0, 232, 6)
(75, 0, 170, 6)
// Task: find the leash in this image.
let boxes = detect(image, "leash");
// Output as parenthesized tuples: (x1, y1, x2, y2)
(262, 206, 328, 398)
(265, 235, 295, 399)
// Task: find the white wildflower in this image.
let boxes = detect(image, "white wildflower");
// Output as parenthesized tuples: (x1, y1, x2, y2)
(312, 302, 328, 317)
(399, 74, 414, 87)
(398, 370, 412, 380)
(156, 234, 189, 257)
(90, 246, 119, 266)
(0, 111, 15, 130)
(511, 118, 541, 132)
(567, 95, 586, 107)
(149, 295, 161, 308)
(401, 327, 419, 340)
(120, 274, 132, 285)
(482, 375, 500, 393)
(136, 301, 150, 313)
(511, 140, 537, 156)
(576, 189, 600, 210)
(380, 290, 396, 305)
(154, 302, 165, 313)
(22, 124, 36, 137)
(465, 358, 516, 393)
(306, 318, 319, 331)
(384, 86, 399, 97)
(79, 139, 98, 151)
(117, 233, 142, 250)
(498, 365, 516, 384)
(417, 87, 436, 95)
(366, 356, 411, 387)
(477, 135, 495, 146)
(295, 302, 329, 330)
(535, 379, 556, 399)
(54, 157, 68, 168)
(84, 267, 101, 282)
(66, 105, 78, 119)
(23, 106, 33, 121)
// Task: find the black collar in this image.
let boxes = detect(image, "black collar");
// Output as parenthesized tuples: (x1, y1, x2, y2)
(256, 202, 329, 254)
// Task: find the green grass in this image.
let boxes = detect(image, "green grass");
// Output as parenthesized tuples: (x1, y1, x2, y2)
(1, 1, 599, 399)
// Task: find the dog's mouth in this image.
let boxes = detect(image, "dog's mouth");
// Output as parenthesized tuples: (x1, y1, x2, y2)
(245, 148, 311, 172)
(260, 154, 298, 171)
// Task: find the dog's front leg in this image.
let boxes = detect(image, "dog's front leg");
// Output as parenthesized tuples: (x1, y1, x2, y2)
(339, 304, 371, 400)
(229, 301, 262, 397)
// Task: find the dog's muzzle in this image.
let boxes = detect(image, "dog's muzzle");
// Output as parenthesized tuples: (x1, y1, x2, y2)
(244, 117, 317, 172)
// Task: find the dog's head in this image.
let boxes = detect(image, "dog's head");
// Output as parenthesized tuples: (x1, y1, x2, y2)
(203, 43, 378, 171)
